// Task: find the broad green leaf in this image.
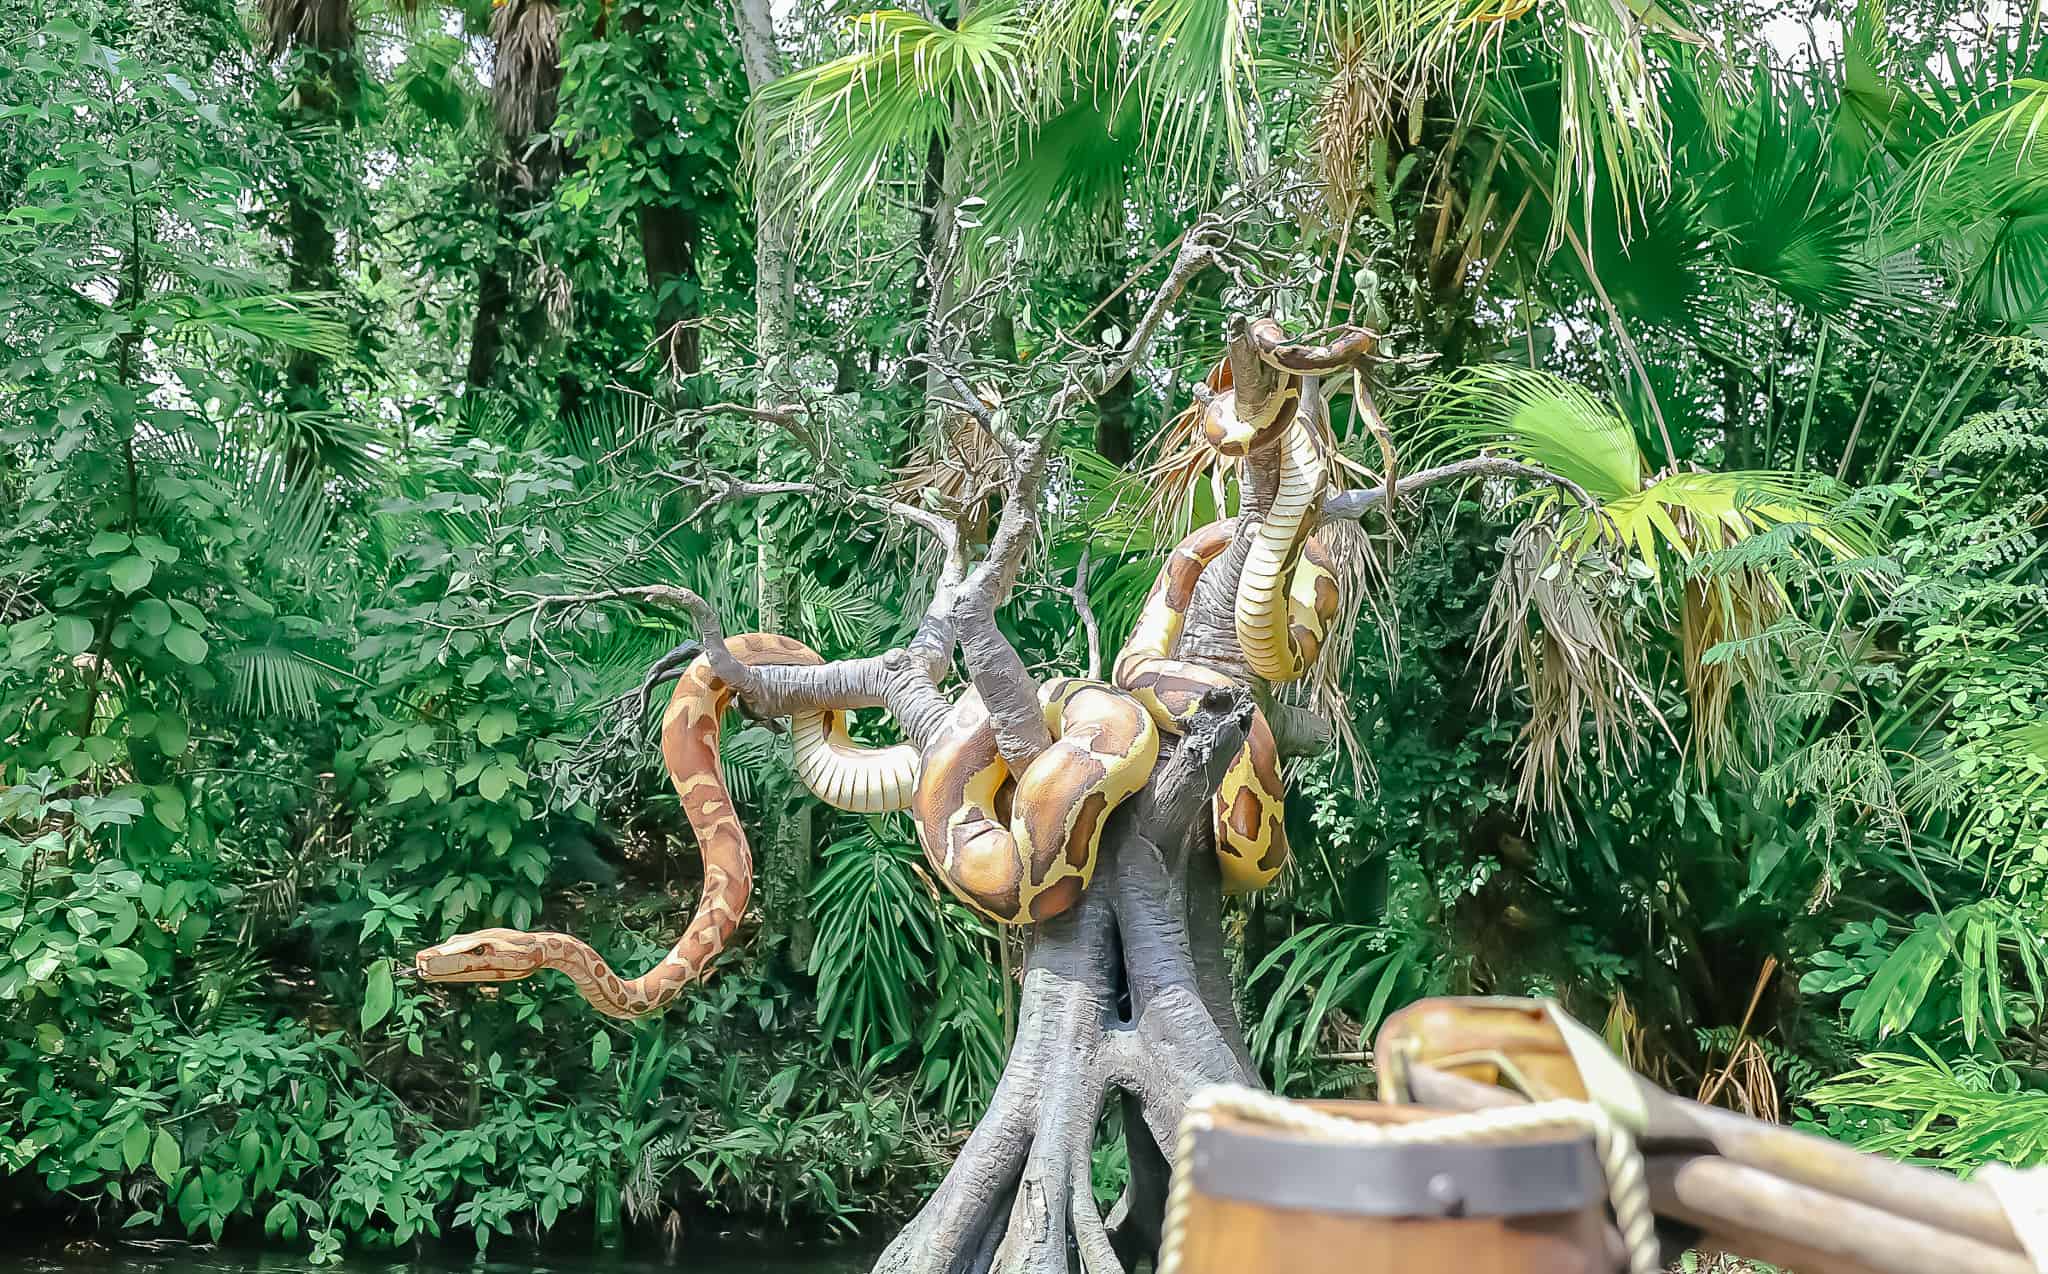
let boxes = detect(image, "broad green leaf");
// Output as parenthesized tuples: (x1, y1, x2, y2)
(108, 555, 154, 594)
(150, 1128, 181, 1184)
(134, 598, 173, 636)
(362, 960, 395, 1030)
(163, 625, 207, 664)
(101, 946, 149, 985)
(122, 1121, 149, 1171)
(53, 616, 93, 654)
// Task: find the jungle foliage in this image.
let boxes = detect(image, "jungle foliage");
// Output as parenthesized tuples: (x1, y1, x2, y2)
(2, 0, 2046, 1259)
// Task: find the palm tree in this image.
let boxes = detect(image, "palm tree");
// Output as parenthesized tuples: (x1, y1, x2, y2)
(1419, 365, 1880, 804)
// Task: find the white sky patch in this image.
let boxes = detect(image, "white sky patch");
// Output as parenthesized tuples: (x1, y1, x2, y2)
(1762, 12, 1844, 69)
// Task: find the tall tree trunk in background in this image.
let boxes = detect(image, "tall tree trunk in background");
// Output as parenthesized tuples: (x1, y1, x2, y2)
(639, 199, 703, 374)
(282, 174, 340, 414)
(732, 0, 812, 959)
(1095, 268, 1137, 464)
(466, 170, 522, 390)
(472, 0, 565, 391)
(621, 1, 707, 378)
(911, 129, 949, 362)
(261, 0, 360, 467)
(918, 112, 970, 409)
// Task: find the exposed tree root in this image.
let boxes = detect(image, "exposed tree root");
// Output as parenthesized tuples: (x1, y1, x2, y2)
(873, 700, 1257, 1274)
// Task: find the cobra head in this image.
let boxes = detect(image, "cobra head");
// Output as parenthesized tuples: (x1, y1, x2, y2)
(415, 928, 546, 984)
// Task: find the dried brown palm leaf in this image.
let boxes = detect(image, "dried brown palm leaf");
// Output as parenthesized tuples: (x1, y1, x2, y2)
(1295, 517, 1385, 792)
(890, 409, 1006, 547)
(259, 0, 354, 57)
(1481, 522, 1664, 815)
(1135, 355, 1234, 536)
(1316, 38, 1392, 229)
(1682, 572, 1782, 774)
(491, 0, 564, 153)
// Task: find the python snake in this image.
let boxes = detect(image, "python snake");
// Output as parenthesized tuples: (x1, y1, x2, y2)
(417, 320, 1363, 1014)
(1112, 319, 1357, 890)
(415, 634, 918, 1019)
(912, 677, 1159, 924)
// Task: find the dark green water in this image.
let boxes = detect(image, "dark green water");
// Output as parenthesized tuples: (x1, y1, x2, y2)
(8, 1240, 878, 1274)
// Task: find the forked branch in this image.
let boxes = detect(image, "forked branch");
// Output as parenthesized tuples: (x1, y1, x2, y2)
(1320, 456, 1603, 522)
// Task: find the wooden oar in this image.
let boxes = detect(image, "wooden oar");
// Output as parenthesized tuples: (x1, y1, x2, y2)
(1648, 1152, 2034, 1274)
(1402, 1063, 2029, 1274)
(1378, 998, 2024, 1256)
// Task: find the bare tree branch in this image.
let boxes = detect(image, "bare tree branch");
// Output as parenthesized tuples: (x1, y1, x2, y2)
(951, 429, 1058, 767)
(1072, 552, 1101, 682)
(1045, 220, 1233, 423)
(500, 584, 956, 746)
(661, 471, 966, 570)
(1319, 457, 1603, 522)
(678, 399, 823, 463)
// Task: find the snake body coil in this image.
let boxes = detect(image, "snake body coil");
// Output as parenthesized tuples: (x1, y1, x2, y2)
(418, 318, 1364, 1014)
(416, 634, 916, 1018)
(913, 677, 1160, 923)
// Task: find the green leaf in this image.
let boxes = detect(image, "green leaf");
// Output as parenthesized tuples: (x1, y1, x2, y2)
(150, 784, 187, 829)
(477, 707, 517, 745)
(361, 960, 395, 1031)
(53, 616, 94, 654)
(478, 765, 509, 802)
(134, 598, 173, 637)
(150, 1128, 181, 1184)
(108, 555, 154, 595)
(591, 1033, 612, 1069)
(122, 1121, 149, 1172)
(87, 530, 131, 556)
(163, 625, 208, 664)
(101, 946, 149, 986)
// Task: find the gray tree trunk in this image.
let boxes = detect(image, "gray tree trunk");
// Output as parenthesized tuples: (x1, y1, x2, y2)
(730, 0, 815, 958)
(871, 690, 1259, 1274)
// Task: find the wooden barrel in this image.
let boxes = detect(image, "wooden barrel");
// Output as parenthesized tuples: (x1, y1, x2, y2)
(1167, 1102, 1618, 1274)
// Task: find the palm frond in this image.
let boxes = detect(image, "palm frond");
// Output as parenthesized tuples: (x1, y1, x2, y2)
(1424, 365, 1884, 792)
(1707, 68, 1912, 322)
(979, 93, 1142, 247)
(1420, 365, 1880, 574)
(1419, 364, 1645, 498)
(747, 6, 1035, 243)
(1124, 0, 1258, 178)
(1887, 77, 2048, 325)
(217, 637, 356, 717)
(166, 292, 352, 359)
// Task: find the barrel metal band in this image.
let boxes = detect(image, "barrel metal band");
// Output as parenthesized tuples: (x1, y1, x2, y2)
(1189, 1121, 1601, 1217)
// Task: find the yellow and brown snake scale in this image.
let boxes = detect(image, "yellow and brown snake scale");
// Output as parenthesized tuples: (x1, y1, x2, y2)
(415, 634, 918, 1019)
(913, 678, 1160, 924)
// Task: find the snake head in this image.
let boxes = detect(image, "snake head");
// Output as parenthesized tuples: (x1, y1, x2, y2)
(414, 928, 545, 984)
(1199, 391, 1261, 457)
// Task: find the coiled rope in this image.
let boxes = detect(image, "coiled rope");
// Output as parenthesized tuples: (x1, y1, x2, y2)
(1154, 1085, 1660, 1274)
